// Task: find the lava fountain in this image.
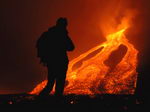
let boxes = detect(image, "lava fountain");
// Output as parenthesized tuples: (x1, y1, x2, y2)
(30, 29, 138, 95)
(30, 10, 138, 95)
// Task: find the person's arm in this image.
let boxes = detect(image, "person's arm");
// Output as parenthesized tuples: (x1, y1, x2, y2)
(66, 35, 75, 51)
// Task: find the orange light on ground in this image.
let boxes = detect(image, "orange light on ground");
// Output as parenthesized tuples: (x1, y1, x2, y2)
(30, 24, 138, 95)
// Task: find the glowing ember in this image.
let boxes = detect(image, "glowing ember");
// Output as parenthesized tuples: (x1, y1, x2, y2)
(30, 26, 138, 95)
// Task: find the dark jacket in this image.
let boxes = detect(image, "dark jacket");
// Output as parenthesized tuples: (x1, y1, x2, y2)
(36, 26, 75, 65)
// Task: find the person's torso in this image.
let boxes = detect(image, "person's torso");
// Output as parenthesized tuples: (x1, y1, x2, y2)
(46, 27, 69, 63)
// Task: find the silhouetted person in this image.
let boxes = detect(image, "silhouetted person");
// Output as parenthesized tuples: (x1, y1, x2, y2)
(36, 17, 75, 97)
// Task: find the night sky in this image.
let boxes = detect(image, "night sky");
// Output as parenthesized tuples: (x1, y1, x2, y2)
(0, 0, 150, 94)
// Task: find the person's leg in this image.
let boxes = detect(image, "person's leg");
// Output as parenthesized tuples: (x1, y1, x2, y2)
(55, 64, 68, 96)
(39, 66, 55, 96)
(55, 74, 66, 96)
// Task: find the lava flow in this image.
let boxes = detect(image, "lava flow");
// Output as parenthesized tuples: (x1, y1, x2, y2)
(30, 24, 138, 95)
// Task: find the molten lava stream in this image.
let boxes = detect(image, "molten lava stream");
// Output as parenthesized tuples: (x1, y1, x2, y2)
(30, 28, 138, 95)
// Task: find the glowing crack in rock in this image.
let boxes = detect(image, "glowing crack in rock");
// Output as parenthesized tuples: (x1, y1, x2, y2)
(30, 27, 138, 95)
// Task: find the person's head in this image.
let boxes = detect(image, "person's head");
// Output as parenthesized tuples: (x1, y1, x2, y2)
(56, 17, 68, 28)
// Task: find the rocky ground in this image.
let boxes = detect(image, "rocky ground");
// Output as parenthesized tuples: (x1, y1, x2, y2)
(0, 94, 149, 112)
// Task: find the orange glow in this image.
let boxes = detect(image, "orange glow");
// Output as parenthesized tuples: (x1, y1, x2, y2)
(30, 5, 139, 95)
(30, 23, 138, 95)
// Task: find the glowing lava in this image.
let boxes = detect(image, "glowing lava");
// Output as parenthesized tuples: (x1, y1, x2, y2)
(30, 27, 138, 95)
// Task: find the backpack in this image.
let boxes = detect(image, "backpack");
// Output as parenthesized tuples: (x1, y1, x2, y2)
(36, 31, 49, 65)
